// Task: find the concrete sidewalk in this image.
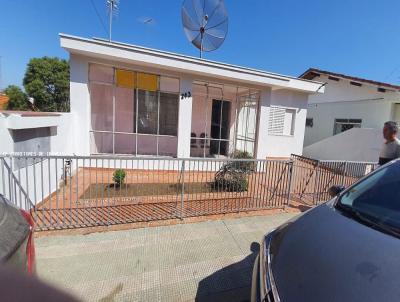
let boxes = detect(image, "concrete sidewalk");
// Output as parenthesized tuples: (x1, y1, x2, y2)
(36, 212, 298, 301)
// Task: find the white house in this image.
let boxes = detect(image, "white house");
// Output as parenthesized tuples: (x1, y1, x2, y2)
(0, 34, 324, 160)
(56, 34, 323, 159)
(301, 68, 400, 148)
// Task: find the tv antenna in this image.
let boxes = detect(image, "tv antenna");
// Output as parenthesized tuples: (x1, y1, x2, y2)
(107, 0, 119, 41)
(181, 0, 228, 58)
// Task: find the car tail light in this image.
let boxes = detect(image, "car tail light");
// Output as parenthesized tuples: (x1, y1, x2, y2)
(19, 209, 35, 274)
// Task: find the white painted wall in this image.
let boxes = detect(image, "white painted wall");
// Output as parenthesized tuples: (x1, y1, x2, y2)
(0, 115, 13, 154)
(305, 99, 393, 146)
(258, 89, 308, 158)
(0, 113, 75, 208)
(303, 127, 383, 162)
(69, 54, 91, 155)
(304, 74, 400, 147)
(0, 113, 75, 155)
(177, 77, 193, 158)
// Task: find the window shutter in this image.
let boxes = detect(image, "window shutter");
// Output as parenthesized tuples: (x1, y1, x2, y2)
(268, 107, 286, 135)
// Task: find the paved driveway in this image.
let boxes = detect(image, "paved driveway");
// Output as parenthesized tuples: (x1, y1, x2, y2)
(36, 212, 298, 301)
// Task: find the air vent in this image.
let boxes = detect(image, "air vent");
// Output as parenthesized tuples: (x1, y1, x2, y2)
(350, 81, 362, 87)
(328, 76, 340, 81)
(377, 87, 386, 93)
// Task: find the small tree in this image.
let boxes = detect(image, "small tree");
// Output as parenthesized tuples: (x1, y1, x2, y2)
(4, 85, 31, 111)
(113, 169, 126, 187)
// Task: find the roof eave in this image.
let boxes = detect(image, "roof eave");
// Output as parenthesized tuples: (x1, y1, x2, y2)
(60, 34, 324, 93)
(300, 68, 400, 91)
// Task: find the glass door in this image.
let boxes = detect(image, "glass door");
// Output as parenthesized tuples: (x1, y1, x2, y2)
(210, 100, 231, 156)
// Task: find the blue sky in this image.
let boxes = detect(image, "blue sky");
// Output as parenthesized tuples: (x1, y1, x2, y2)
(1, 0, 400, 89)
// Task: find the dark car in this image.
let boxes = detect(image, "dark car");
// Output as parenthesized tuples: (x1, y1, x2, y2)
(0, 194, 35, 273)
(251, 159, 400, 302)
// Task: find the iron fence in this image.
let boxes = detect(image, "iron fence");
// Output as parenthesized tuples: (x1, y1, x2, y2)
(0, 155, 293, 230)
(0, 154, 378, 230)
(290, 154, 378, 205)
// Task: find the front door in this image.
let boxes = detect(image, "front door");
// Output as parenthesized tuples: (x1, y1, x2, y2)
(210, 99, 231, 156)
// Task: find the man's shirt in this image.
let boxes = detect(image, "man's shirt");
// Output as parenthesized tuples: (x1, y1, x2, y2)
(379, 138, 400, 165)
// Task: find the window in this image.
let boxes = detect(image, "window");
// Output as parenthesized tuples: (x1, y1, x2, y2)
(159, 92, 179, 136)
(268, 106, 296, 136)
(89, 64, 179, 156)
(337, 161, 400, 232)
(137, 90, 158, 134)
(350, 81, 362, 87)
(90, 83, 113, 131)
(333, 118, 362, 135)
(306, 118, 313, 127)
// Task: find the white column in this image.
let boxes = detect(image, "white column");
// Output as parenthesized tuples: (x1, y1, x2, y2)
(177, 77, 193, 158)
(255, 88, 272, 159)
(69, 54, 91, 155)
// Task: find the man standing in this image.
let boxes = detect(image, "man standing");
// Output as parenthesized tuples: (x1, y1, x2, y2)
(379, 121, 400, 165)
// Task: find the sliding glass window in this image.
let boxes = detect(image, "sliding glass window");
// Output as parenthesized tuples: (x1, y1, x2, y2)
(89, 64, 179, 157)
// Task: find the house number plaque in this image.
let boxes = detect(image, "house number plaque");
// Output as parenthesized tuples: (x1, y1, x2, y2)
(180, 92, 192, 99)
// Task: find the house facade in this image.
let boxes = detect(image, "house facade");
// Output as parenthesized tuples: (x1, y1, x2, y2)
(301, 68, 400, 147)
(60, 34, 323, 159)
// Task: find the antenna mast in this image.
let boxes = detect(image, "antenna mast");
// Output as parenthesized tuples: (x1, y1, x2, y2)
(107, 0, 119, 41)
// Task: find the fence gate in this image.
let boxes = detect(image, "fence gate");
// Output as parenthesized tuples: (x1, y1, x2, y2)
(291, 154, 378, 205)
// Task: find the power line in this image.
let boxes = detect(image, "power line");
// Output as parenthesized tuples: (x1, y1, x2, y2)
(89, 0, 109, 36)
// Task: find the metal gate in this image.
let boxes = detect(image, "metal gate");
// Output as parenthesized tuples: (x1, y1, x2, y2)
(291, 154, 378, 205)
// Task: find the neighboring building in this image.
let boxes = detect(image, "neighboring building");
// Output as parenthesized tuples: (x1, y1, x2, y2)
(0, 110, 74, 157)
(56, 34, 324, 159)
(0, 93, 8, 110)
(303, 127, 383, 162)
(300, 68, 400, 147)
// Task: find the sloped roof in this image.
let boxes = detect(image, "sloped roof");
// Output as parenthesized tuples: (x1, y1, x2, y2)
(300, 68, 400, 91)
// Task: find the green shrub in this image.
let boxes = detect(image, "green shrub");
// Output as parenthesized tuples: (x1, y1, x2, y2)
(113, 169, 126, 187)
(214, 150, 254, 192)
(214, 170, 248, 192)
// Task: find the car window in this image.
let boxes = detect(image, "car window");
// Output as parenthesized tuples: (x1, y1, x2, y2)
(339, 161, 400, 229)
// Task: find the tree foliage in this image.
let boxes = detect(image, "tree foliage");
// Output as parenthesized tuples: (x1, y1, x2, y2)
(4, 85, 31, 111)
(23, 57, 70, 112)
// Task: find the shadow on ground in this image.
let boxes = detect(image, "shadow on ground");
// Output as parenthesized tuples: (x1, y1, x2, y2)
(195, 242, 260, 302)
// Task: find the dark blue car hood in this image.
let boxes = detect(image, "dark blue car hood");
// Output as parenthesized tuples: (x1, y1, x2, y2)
(270, 202, 400, 302)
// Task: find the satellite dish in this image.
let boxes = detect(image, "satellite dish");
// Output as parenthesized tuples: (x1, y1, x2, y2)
(182, 0, 228, 58)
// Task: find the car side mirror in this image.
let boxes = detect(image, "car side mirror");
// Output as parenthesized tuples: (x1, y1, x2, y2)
(328, 185, 345, 197)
